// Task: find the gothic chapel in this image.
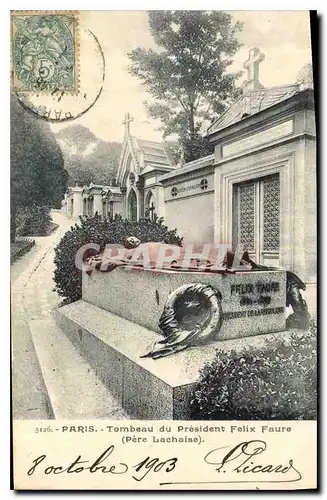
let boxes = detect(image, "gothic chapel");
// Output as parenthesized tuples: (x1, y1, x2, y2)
(116, 113, 176, 221)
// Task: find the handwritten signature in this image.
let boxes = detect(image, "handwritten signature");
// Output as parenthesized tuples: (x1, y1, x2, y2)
(162, 440, 302, 485)
(26, 440, 302, 485)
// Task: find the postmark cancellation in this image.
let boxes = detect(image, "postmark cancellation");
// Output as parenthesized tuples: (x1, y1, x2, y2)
(11, 11, 79, 93)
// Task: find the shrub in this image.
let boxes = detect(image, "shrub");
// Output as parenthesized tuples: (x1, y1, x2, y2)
(11, 237, 35, 264)
(16, 205, 52, 237)
(53, 211, 183, 303)
(191, 326, 317, 420)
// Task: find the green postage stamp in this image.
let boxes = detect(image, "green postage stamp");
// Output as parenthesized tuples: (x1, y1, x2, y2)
(11, 11, 79, 93)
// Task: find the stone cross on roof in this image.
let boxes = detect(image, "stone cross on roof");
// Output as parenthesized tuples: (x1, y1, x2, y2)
(123, 112, 134, 136)
(243, 48, 265, 90)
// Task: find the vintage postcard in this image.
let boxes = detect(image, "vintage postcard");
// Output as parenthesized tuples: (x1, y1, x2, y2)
(11, 10, 317, 490)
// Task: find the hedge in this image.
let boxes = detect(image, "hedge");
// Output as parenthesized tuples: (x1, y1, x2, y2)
(191, 324, 317, 420)
(16, 205, 52, 237)
(53, 211, 183, 303)
(11, 238, 35, 264)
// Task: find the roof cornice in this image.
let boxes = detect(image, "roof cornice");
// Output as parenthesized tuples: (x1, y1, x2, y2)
(208, 89, 314, 144)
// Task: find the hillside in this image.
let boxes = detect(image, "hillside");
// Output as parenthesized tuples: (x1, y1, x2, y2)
(56, 125, 122, 186)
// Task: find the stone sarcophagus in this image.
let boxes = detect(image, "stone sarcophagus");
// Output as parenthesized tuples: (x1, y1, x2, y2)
(82, 266, 286, 343)
(56, 265, 289, 419)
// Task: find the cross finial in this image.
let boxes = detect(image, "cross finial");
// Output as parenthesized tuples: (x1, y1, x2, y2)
(177, 148, 185, 168)
(243, 48, 265, 90)
(123, 112, 134, 136)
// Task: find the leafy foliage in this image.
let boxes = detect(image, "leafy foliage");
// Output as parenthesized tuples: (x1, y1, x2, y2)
(10, 93, 68, 241)
(191, 326, 317, 420)
(10, 238, 35, 265)
(56, 125, 121, 186)
(16, 205, 53, 237)
(54, 211, 183, 303)
(128, 11, 243, 162)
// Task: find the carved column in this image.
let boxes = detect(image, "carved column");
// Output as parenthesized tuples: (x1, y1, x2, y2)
(121, 186, 127, 218)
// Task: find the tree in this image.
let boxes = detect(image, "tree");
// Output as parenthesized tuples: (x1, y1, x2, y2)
(128, 11, 243, 162)
(56, 125, 121, 186)
(10, 94, 68, 241)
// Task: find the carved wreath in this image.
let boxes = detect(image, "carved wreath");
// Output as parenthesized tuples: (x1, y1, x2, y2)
(141, 283, 223, 359)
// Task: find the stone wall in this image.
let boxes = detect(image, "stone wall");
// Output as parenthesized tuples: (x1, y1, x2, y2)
(165, 192, 214, 246)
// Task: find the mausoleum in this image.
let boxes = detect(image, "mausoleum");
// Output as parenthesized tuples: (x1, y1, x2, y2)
(159, 51, 316, 306)
(62, 182, 122, 218)
(61, 49, 316, 308)
(61, 185, 83, 218)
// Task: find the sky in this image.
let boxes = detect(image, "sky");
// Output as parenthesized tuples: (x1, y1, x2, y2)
(50, 10, 312, 144)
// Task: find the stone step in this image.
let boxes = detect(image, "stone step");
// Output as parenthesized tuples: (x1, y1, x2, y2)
(29, 317, 129, 419)
(55, 300, 296, 420)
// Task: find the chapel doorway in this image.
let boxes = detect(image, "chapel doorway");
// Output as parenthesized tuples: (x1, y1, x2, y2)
(145, 192, 156, 221)
(128, 189, 138, 221)
(69, 198, 74, 217)
(109, 201, 114, 219)
(88, 197, 93, 216)
(232, 173, 280, 267)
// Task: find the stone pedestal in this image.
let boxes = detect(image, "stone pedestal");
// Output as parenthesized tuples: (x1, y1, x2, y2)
(56, 300, 292, 420)
(55, 266, 288, 419)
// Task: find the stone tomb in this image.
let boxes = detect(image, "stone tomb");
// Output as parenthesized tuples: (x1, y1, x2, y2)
(83, 267, 285, 338)
(56, 267, 286, 419)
